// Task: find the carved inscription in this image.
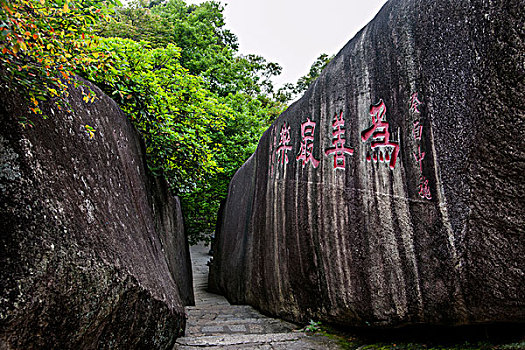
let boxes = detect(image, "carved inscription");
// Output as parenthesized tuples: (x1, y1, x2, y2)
(276, 122, 292, 166)
(268, 99, 413, 177)
(361, 99, 400, 170)
(297, 118, 320, 168)
(410, 92, 432, 200)
(325, 111, 354, 169)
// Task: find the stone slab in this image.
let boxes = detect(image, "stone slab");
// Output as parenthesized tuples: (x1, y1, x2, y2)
(210, 0, 525, 328)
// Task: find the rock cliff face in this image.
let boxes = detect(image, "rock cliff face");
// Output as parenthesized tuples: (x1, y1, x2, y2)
(210, 0, 524, 328)
(0, 79, 194, 348)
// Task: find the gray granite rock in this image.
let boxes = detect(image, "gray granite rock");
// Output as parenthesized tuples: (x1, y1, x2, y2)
(0, 78, 193, 348)
(210, 0, 524, 328)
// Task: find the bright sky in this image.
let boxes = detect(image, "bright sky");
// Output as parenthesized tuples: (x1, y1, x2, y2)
(186, 0, 390, 89)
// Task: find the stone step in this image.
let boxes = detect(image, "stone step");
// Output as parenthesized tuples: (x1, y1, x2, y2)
(186, 310, 267, 320)
(187, 317, 294, 326)
(185, 322, 297, 337)
(186, 305, 259, 312)
(174, 332, 341, 349)
(186, 307, 275, 319)
(176, 332, 302, 347)
(184, 307, 298, 337)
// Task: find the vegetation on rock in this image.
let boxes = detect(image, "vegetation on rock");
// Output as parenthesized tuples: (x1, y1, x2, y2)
(0, 0, 118, 120)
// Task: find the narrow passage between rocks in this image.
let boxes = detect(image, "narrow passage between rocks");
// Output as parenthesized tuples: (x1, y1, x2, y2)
(174, 244, 341, 349)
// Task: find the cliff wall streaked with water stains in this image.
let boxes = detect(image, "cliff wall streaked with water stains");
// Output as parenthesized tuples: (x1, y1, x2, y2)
(209, 0, 524, 328)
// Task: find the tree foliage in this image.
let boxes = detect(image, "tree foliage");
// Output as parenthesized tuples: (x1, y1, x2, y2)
(181, 92, 284, 243)
(98, 0, 287, 243)
(100, 0, 282, 97)
(0, 0, 118, 120)
(81, 37, 232, 191)
(295, 53, 333, 93)
(276, 53, 334, 102)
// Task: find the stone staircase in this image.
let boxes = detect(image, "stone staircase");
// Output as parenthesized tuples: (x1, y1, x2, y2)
(174, 244, 341, 349)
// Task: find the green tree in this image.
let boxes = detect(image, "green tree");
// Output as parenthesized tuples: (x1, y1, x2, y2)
(1, 0, 285, 244)
(295, 53, 333, 93)
(82, 37, 232, 191)
(181, 92, 285, 243)
(276, 53, 334, 102)
(98, 0, 287, 243)
(100, 0, 282, 97)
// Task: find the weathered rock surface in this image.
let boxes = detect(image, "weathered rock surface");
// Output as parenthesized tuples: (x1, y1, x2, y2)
(210, 0, 524, 328)
(0, 78, 194, 348)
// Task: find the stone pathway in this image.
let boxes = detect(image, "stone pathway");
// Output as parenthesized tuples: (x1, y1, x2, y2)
(174, 244, 342, 349)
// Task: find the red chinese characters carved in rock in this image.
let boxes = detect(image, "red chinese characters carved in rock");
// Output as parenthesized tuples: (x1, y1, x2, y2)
(410, 92, 422, 114)
(276, 122, 292, 165)
(413, 145, 425, 172)
(324, 111, 354, 169)
(412, 120, 423, 141)
(296, 118, 320, 168)
(361, 99, 400, 170)
(418, 175, 432, 200)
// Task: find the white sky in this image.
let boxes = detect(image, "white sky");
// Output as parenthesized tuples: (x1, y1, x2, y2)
(186, 0, 390, 89)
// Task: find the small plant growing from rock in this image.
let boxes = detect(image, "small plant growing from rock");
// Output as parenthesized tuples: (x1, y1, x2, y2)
(304, 320, 322, 334)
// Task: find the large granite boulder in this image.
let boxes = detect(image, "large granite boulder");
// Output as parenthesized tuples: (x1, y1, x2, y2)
(0, 78, 194, 348)
(209, 0, 524, 328)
